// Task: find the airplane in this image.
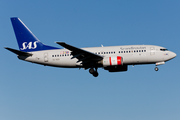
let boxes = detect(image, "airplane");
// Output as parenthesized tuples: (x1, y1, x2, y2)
(5, 17, 177, 77)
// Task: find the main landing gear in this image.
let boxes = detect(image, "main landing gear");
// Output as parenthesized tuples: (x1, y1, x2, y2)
(89, 68, 99, 77)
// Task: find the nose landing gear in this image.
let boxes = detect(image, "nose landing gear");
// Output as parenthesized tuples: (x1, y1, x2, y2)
(154, 62, 165, 71)
(155, 67, 159, 71)
(89, 68, 99, 77)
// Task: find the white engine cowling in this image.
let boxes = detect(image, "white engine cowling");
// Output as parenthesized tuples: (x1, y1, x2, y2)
(102, 56, 123, 67)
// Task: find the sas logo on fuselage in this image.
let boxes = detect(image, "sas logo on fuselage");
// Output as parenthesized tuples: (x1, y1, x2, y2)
(20, 41, 38, 50)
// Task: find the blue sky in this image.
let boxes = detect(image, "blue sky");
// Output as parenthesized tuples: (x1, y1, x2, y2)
(0, 0, 179, 120)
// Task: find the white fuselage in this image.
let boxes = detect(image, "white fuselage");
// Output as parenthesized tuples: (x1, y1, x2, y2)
(8, 17, 177, 77)
(19, 45, 176, 68)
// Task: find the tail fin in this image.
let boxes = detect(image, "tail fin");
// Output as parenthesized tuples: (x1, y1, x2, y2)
(11, 17, 59, 52)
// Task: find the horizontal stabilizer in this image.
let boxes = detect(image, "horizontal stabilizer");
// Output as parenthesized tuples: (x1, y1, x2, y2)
(5, 47, 32, 56)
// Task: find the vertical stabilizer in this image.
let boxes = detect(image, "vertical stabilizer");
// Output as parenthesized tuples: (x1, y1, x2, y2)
(11, 17, 59, 52)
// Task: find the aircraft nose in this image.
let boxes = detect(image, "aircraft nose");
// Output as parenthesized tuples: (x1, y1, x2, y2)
(171, 52, 177, 59)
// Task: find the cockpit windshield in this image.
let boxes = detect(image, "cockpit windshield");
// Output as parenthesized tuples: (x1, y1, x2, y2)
(160, 48, 168, 51)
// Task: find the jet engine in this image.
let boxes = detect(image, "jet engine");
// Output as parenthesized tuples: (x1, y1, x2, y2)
(100, 56, 127, 72)
(102, 56, 123, 67)
(104, 65, 128, 72)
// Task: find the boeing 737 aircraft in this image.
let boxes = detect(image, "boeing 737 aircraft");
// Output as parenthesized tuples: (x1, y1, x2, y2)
(5, 17, 176, 77)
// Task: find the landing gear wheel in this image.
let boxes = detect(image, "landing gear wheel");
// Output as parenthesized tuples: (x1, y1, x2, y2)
(155, 67, 159, 71)
(93, 72, 99, 77)
(89, 68, 95, 74)
(89, 68, 99, 77)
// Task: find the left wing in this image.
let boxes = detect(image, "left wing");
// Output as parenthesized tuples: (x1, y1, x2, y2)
(56, 42, 103, 67)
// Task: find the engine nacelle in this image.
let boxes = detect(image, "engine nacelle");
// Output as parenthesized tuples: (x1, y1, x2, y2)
(102, 56, 123, 67)
(104, 65, 128, 72)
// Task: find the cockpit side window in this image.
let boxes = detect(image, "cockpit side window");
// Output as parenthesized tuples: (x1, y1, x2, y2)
(160, 48, 168, 51)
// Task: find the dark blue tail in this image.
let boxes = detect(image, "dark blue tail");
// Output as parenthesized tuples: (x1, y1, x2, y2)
(11, 17, 59, 52)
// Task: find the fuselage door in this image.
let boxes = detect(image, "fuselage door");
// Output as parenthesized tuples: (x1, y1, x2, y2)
(150, 47, 155, 55)
(44, 53, 48, 62)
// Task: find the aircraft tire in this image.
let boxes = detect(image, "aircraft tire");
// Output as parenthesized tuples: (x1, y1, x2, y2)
(155, 67, 159, 71)
(93, 72, 98, 77)
(89, 68, 95, 74)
